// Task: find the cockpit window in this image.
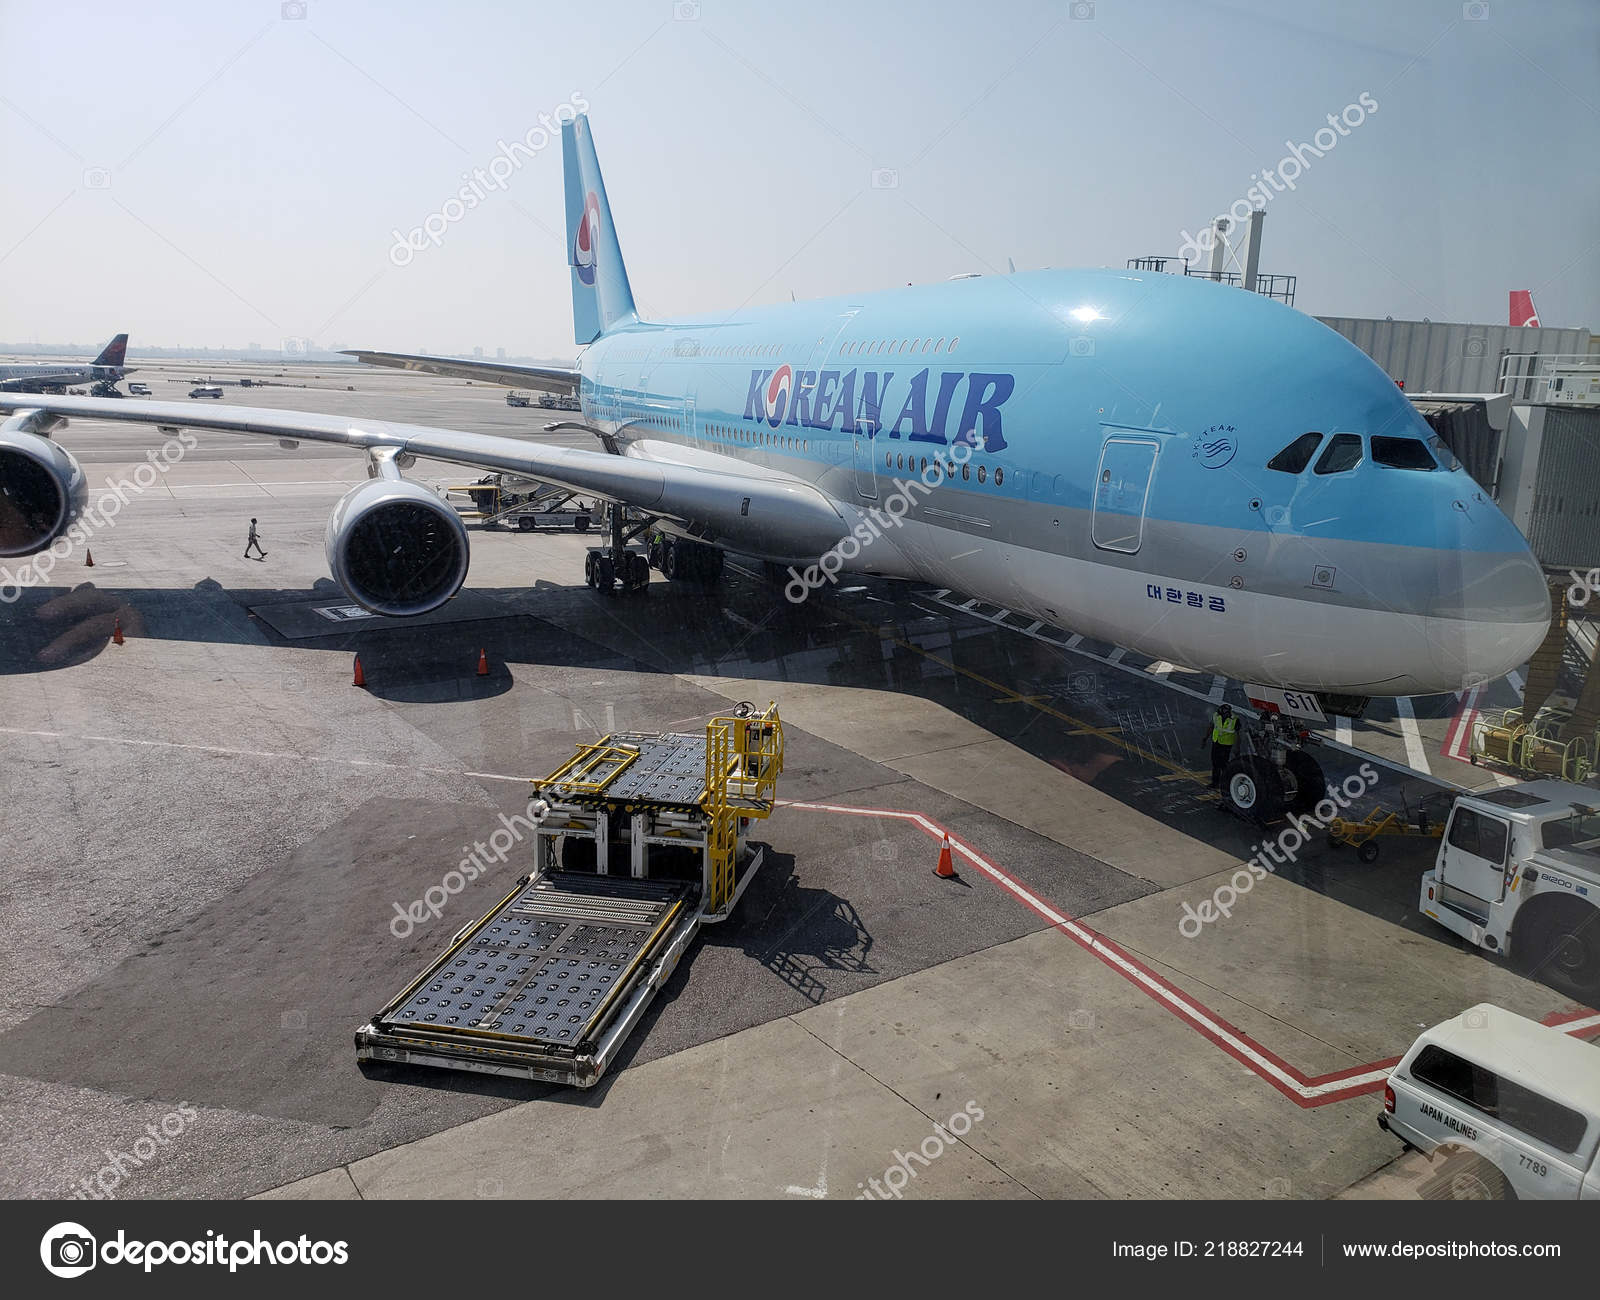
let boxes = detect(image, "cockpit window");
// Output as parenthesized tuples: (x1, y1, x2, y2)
(1429, 434, 1461, 471)
(1314, 433, 1363, 475)
(1267, 432, 1323, 474)
(1371, 436, 1437, 470)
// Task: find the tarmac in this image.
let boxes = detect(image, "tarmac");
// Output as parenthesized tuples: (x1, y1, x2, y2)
(0, 360, 1591, 1201)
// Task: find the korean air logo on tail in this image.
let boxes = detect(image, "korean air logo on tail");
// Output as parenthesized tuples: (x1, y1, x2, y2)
(763, 364, 793, 428)
(573, 190, 600, 286)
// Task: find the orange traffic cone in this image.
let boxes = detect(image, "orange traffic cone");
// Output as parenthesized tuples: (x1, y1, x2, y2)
(933, 834, 957, 879)
(352, 655, 366, 688)
(84, 549, 94, 567)
(476, 648, 489, 677)
(111, 618, 123, 646)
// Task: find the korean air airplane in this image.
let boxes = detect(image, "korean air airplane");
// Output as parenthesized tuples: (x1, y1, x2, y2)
(0, 333, 131, 394)
(0, 115, 1548, 716)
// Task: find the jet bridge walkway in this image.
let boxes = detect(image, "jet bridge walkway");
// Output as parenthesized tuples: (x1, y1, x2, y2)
(356, 703, 783, 1087)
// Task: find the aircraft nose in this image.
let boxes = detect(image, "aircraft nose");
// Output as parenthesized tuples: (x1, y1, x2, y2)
(1425, 525, 1551, 691)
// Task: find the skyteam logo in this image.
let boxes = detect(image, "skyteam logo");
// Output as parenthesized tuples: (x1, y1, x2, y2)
(763, 364, 794, 427)
(573, 190, 600, 285)
(1193, 423, 1237, 469)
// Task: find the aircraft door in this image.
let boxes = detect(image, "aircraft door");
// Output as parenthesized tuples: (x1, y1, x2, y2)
(1091, 436, 1160, 553)
(852, 417, 878, 500)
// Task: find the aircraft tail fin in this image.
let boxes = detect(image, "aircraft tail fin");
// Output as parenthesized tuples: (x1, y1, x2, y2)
(93, 333, 129, 367)
(562, 115, 638, 345)
(1510, 290, 1540, 328)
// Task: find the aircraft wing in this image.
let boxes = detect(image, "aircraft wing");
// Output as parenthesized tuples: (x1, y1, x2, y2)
(341, 350, 580, 395)
(0, 393, 846, 558)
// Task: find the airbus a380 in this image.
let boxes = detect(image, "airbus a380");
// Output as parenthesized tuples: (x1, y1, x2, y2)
(0, 115, 1548, 714)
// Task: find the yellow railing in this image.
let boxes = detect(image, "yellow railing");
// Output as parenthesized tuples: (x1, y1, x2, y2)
(702, 703, 783, 912)
(543, 742, 639, 796)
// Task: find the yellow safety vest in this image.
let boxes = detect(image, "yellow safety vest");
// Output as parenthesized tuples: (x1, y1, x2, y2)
(1211, 714, 1238, 745)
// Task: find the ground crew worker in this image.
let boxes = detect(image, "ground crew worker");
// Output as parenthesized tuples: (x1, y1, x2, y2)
(244, 517, 267, 560)
(1204, 703, 1238, 790)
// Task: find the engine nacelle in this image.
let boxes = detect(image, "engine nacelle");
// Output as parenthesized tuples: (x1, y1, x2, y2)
(0, 423, 87, 558)
(325, 478, 470, 617)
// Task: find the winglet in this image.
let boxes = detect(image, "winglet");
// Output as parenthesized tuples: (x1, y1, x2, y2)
(563, 115, 637, 345)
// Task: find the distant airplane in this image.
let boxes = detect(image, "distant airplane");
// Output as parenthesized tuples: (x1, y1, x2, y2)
(1509, 290, 1541, 328)
(0, 334, 131, 395)
(0, 117, 1548, 724)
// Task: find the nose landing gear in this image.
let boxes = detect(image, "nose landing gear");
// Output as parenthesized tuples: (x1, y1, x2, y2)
(1221, 712, 1327, 824)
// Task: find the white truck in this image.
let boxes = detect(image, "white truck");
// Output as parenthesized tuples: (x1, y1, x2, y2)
(1380, 1004, 1600, 1199)
(1419, 779, 1600, 1001)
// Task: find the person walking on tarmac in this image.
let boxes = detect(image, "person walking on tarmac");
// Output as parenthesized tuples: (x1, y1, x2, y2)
(244, 517, 267, 561)
(1204, 703, 1238, 792)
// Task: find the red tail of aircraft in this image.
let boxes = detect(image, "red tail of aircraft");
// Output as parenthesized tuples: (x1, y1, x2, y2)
(1509, 290, 1540, 328)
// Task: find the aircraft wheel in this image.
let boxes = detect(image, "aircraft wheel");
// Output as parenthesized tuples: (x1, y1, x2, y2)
(595, 555, 615, 593)
(583, 552, 596, 588)
(662, 538, 681, 581)
(1284, 750, 1326, 815)
(574, 515, 590, 533)
(1224, 756, 1285, 824)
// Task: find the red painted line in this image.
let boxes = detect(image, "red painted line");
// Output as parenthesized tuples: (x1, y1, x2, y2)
(779, 799, 1598, 1108)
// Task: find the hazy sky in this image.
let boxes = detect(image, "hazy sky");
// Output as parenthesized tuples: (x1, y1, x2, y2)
(2, 0, 1595, 358)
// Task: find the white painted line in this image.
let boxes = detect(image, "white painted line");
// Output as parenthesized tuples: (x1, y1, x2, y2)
(1394, 697, 1432, 774)
(1022, 621, 1043, 635)
(1337, 716, 1352, 747)
(1106, 648, 1126, 664)
(1065, 634, 1083, 649)
(1147, 660, 1174, 678)
(1207, 676, 1226, 704)
(779, 800, 1392, 1104)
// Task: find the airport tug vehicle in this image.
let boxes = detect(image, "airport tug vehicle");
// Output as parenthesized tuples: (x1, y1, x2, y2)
(356, 703, 783, 1086)
(1419, 779, 1600, 1001)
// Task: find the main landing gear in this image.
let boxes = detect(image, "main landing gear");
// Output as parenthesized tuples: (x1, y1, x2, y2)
(647, 533, 725, 584)
(584, 503, 651, 595)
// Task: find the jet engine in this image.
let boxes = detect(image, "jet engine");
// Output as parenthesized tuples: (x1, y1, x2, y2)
(0, 422, 87, 558)
(325, 478, 470, 616)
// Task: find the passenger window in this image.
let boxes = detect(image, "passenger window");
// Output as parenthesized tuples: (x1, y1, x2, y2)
(1372, 436, 1436, 470)
(1267, 433, 1322, 473)
(1314, 433, 1363, 474)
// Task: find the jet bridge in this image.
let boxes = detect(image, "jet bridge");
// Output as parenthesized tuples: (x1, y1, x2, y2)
(356, 703, 783, 1087)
